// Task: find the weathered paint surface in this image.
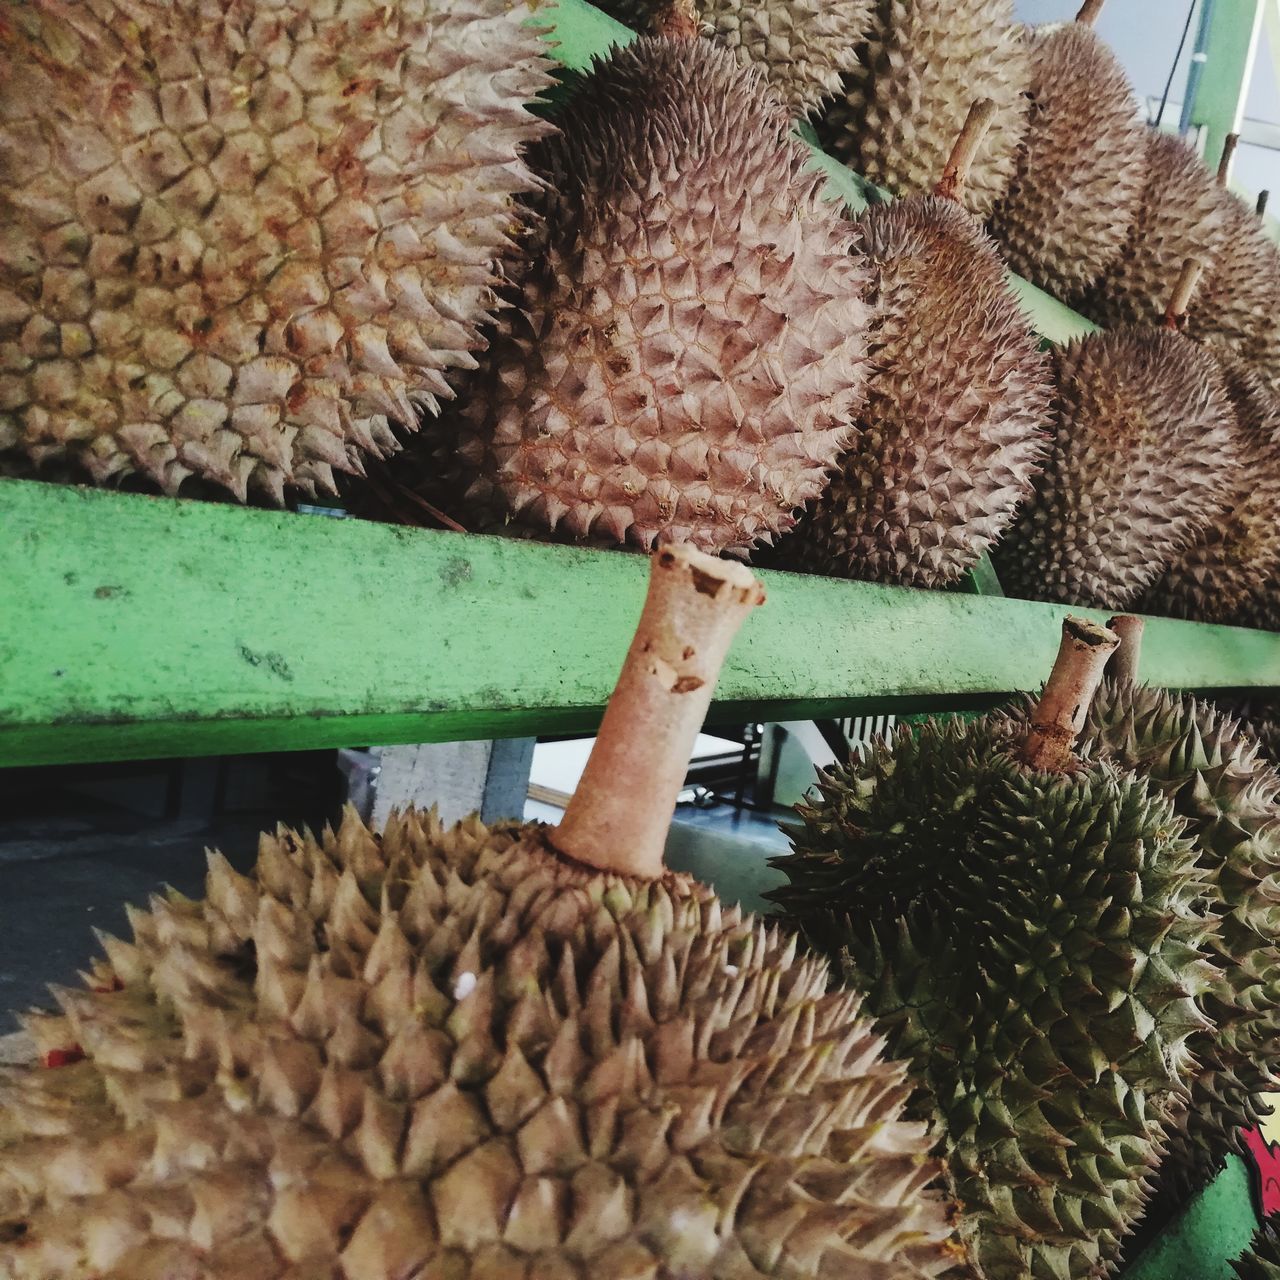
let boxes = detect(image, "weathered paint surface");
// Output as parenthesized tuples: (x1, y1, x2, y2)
(3, 479, 1278, 766)
(1123, 1157, 1258, 1280)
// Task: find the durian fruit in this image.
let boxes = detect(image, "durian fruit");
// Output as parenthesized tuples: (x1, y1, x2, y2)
(589, 0, 876, 119)
(0, 0, 554, 502)
(1235, 1220, 1280, 1279)
(1078, 617, 1280, 1198)
(994, 261, 1241, 609)
(776, 101, 1051, 589)
(818, 0, 1031, 219)
(1077, 130, 1233, 333)
(0, 545, 959, 1280)
(772, 616, 1221, 1280)
(392, 23, 874, 554)
(987, 0, 1148, 301)
(1188, 137, 1280, 382)
(1146, 351, 1280, 630)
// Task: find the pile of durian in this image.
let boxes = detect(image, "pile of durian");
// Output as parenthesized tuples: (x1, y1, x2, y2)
(3, 0, 1279, 625)
(6, 556, 1280, 1278)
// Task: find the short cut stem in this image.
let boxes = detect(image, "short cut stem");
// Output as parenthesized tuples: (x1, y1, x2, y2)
(552, 545, 765, 880)
(935, 99, 998, 203)
(1019, 617, 1120, 771)
(1164, 258, 1204, 331)
(1106, 615, 1146, 685)
(1218, 133, 1240, 186)
(1075, 0, 1106, 25)
(651, 0, 701, 38)
(1258, 190, 1270, 217)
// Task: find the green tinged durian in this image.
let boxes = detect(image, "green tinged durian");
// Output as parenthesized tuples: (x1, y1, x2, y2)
(1077, 619, 1280, 1198)
(771, 617, 1220, 1280)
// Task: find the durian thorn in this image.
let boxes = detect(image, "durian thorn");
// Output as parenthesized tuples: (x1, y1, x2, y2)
(934, 99, 998, 203)
(1217, 132, 1240, 186)
(1106, 615, 1146, 685)
(651, 0, 701, 39)
(1075, 0, 1106, 26)
(551, 545, 765, 880)
(1019, 616, 1120, 772)
(1258, 189, 1271, 216)
(1163, 258, 1204, 331)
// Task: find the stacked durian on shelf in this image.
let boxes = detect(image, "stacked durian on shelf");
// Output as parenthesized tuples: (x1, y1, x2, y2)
(0, 544, 959, 1279)
(773, 613, 1280, 1276)
(3, 0, 1278, 632)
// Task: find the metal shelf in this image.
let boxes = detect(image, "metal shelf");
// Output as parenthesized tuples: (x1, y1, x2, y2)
(2, 477, 1278, 767)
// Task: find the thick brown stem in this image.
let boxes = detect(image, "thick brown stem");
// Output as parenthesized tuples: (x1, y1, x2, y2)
(651, 0, 700, 38)
(1019, 617, 1120, 771)
(1075, 0, 1106, 25)
(1259, 190, 1270, 217)
(935, 99, 998, 202)
(552, 545, 765, 880)
(1163, 258, 1204, 331)
(1106, 615, 1145, 685)
(1218, 133, 1240, 186)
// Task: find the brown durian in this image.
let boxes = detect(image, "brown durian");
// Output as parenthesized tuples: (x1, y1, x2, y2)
(0, 0, 553, 502)
(994, 263, 1241, 609)
(0, 546, 958, 1280)
(1077, 130, 1233, 333)
(1189, 143, 1280, 381)
(817, 0, 1031, 219)
(379, 30, 873, 554)
(589, 0, 876, 119)
(987, 0, 1148, 300)
(776, 102, 1051, 589)
(1145, 351, 1280, 631)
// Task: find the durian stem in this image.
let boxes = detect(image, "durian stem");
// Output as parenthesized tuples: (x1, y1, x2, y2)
(1163, 258, 1204, 331)
(1019, 617, 1120, 772)
(935, 99, 998, 203)
(551, 545, 765, 880)
(1259, 190, 1271, 217)
(1075, 0, 1106, 25)
(652, 0, 700, 38)
(1106, 615, 1146, 685)
(1218, 133, 1240, 186)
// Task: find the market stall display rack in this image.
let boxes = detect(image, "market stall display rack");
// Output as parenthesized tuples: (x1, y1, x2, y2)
(0, 1, 1276, 1276)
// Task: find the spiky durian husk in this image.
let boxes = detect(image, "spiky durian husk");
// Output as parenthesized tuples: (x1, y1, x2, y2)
(1235, 1220, 1280, 1279)
(1077, 683, 1280, 1195)
(0, 807, 959, 1279)
(0, 0, 553, 503)
(400, 38, 872, 554)
(773, 197, 1050, 588)
(590, 0, 876, 118)
(993, 328, 1240, 609)
(1077, 131, 1233, 332)
(1146, 353, 1280, 630)
(988, 23, 1147, 300)
(769, 715, 1218, 1280)
(1189, 192, 1280, 380)
(817, 0, 1031, 219)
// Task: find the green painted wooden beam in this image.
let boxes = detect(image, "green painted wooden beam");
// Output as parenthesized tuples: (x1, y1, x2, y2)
(1123, 1157, 1257, 1280)
(542, 0, 1097, 345)
(3, 478, 1279, 767)
(1184, 0, 1266, 176)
